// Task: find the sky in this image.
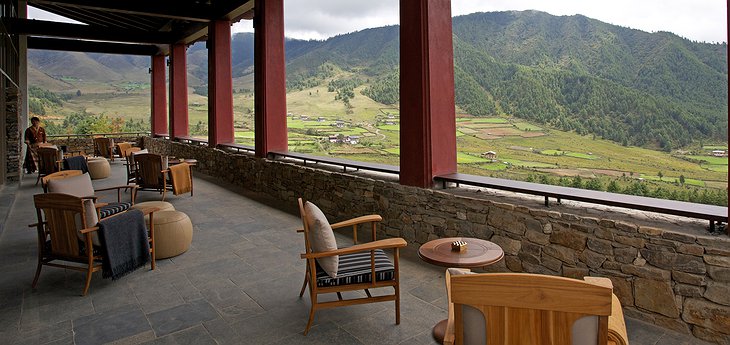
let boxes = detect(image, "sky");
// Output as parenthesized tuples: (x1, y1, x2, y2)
(233, 0, 728, 43)
(29, 0, 727, 43)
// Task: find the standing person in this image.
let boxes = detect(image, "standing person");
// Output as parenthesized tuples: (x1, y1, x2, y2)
(23, 117, 47, 174)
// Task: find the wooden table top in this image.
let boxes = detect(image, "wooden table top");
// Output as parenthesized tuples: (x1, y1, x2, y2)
(418, 237, 504, 268)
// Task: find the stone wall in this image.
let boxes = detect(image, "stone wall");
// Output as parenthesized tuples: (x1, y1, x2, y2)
(145, 137, 730, 344)
(5, 85, 20, 182)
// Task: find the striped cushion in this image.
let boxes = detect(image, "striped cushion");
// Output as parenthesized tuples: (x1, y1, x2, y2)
(99, 202, 131, 219)
(316, 249, 395, 287)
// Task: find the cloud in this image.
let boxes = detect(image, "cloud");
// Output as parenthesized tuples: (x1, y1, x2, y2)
(232, 0, 726, 43)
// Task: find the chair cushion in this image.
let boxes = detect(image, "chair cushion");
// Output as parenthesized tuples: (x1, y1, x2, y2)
(47, 172, 94, 197)
(316, 249, 394, 287)
(99, 202, 131, 219)
(304, 201, 338, 278)
(76, 199, 100, 246)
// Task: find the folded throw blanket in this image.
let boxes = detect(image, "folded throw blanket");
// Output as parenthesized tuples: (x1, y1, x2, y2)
(63, 155, 89, 173)
(170, 162, 192, 195)
(98, 209, 150, 280)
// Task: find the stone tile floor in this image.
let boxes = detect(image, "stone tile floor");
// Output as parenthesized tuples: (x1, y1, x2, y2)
(0, 162, 711, 344)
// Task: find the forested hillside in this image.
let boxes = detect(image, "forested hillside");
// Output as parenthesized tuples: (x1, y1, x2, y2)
(276, 11, 727, 151)
(28, 10, 727, 151)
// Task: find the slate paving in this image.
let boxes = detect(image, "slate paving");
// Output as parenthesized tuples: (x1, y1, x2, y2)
(0, 162, 712, 344)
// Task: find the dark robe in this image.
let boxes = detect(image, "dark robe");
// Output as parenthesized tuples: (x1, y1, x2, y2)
(23, 126, 47, 173)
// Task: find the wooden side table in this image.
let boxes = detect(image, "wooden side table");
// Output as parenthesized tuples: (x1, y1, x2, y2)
(418, 237, 504, 344)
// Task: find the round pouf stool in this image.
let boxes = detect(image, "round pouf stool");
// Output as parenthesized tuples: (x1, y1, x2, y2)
(87, 157, 111, 179)
(132, 201, 175, 213)
(151, 210, 193, 259)
(132, 201, 175, 225)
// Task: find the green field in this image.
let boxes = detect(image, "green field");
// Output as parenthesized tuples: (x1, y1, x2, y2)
(514, 122, 543, 131)
(687, 155, 728, 165)
(33, 70, 728, 206)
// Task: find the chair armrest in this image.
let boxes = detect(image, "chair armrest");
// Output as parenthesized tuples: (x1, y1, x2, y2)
(80, 226, 100, 234)
(330, 214, 382, 229)
(584, 276, 614, 289)
(81, 196, 98, 202)
(584, 277, 628, 345)
(301, 237, 406, 259)
(136, 206, 160, 215)
(94, 185, 139, 192)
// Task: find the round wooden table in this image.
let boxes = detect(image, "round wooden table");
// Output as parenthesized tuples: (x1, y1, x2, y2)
(418, 237, 504, 343)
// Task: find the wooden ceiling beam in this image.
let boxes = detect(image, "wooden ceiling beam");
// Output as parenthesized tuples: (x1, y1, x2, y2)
(172, 0, 254, 44)
(214, 0, 255, 21)
(6, 18, 176, 44)
(28, 36, 161, 55)
(28, 0, 212, 22)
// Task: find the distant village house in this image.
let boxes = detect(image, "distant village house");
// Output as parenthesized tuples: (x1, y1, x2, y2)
(482, 150, 497, 161)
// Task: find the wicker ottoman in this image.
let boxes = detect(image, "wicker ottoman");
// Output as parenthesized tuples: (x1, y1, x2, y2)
(151, 210, 193, 259)
(87, 157, 111, 179)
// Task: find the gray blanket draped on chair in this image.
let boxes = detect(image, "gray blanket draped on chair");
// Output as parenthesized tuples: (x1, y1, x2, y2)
(63, 156, 89, 173)
(97, 209, 150, 280)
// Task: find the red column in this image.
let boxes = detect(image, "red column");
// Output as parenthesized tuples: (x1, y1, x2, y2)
(208, 20, 234, 146)
(254, 0, 287, 157)
(150, 54, 167, 136)
(169, 43, 189, 138)
(399, 0, 457, 188)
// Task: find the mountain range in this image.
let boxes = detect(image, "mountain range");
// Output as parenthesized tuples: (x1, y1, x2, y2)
(28, 10, 728, 150)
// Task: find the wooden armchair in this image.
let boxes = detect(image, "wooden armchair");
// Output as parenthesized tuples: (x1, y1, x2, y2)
(297, 198, 406, 335)
(134, 153, 171, 199)
(35, 146, 61, 185)
(444, 270, 629, 345)
(46, 172, 138, 219)
(93, 137, 114, 161)
(123, 147, 143, 184)
(30, 193, 158, 295)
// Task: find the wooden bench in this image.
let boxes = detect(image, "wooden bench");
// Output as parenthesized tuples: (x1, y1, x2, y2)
(435, 173, 728, 232)
(270, 151, 400, 174)
(219, 143, 255, 154)
(174, 136, 208, 146)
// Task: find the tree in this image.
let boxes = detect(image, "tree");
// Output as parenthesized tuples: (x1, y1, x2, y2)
(679, 175, 686, 185)
(76, 90, 82, 97)
(657, 171, 663, 181)
(607, 180, 620, 193)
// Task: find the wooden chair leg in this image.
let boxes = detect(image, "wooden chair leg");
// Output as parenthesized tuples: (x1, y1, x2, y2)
(299, 275, 308, 298)
(31, 261, 42, 289)
(304, 294, 317, 335)
(82, 267, 93, 296)
(395, 285, 401, 325)
(149, 213, 156, 270)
